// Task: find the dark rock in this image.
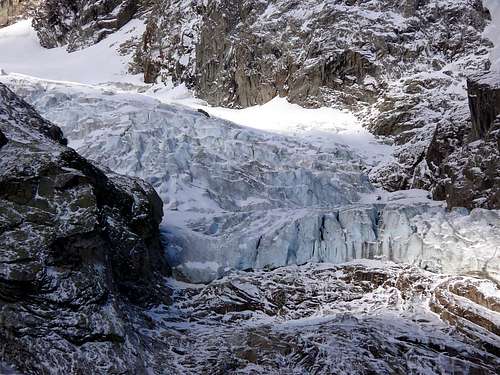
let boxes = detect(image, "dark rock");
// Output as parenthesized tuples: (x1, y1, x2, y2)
(197, 108, 210, 118)
(0, 129, 7, 148)
(33, 0, 139, 51)
(0, 82, 170, 374)
(468, 72, 500, 139)
(129, 0, 488, 110)
(422, 72, 500, 209)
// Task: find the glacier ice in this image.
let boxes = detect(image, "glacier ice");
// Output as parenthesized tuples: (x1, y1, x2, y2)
(2, 74, 499, 283)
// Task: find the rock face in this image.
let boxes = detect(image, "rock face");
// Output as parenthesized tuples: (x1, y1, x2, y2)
(146, 262, 500, 374)
(30, 0, 499, 209)
(132, 0, 490, 109)
(468, 72, 500, 139)
(0, 82, 170, 373)
(0, 0, 37, 26)
(421, 72, 500, 209)
(33, 0, 140, 51)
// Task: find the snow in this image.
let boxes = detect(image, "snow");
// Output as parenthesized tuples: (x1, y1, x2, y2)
(0, 19, 392, 168)
(197, 97, 393, 167)
(0, 17, 499, 284)
(0, 19, 145, 84)
(484, 0, 500, 72)
(3, 73, 499, 284)
(146, 261, 500, 374)
(1, 6, 500, 375)
(478, 280, 500, 298)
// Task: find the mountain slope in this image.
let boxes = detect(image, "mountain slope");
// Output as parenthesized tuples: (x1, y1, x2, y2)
(2, 74, 499, 284)
(0, 1, 499, 373)
(22, 0, 500, 209)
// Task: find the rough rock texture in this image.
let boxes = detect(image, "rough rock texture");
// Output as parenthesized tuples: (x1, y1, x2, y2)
(146, 262, 500, 374)
(33, 0, 141, 51)
(132, 0, 498, 210)
(30, 0, 498, 209)
(468, 72, 500, 139)
(133, 0, 489, 108)
(0, 82, 170, 374)
(422, 72, 500, 209)
(0, 0, 37, 26)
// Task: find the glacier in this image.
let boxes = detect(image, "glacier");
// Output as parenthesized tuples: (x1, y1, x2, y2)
(2, 73, 498, 284)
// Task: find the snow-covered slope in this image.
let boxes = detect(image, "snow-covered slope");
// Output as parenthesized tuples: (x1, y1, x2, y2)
(3, 0, 499, 209)
(148, 261, 500, 374)
(0, 18, 145, 84)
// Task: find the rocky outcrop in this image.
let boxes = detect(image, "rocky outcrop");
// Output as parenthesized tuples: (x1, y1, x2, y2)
(468, 72, 500, 139)
(33, 0, 140, 51)
(132, 0, 497, 209)
(0, 0, 37, 26)
(0, 82, 170, 374)
(420, 71, 500, 209)
(145, 262, 500, 374)
(4, 75, 497, 285)
(131, 0, 489, 108)
(430, 277, 500, 349)
(29, 0, 498, 209)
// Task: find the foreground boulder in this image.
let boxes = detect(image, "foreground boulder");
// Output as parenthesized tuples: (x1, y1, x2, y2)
(0, 82, 170, 373)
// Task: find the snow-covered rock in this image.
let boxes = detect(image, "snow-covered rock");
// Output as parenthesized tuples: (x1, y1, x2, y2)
(33, 0, 140, 51)
(22, 0, 499, 210)
(0, 81, 170, 373)
(145, 261, 500, 374)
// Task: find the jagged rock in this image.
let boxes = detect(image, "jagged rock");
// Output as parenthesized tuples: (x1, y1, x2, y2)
(143, 262, 500, 374)
(421, 71, 500, 209)
(33, 0, 140, 51)
(468, 71, 500, 139)
(0, 0, 37, 26)
(0, 82, 170, 373)
(131, 0, 488, 109)
(29, 0, 497, 208)
(4, 75, 498, 285)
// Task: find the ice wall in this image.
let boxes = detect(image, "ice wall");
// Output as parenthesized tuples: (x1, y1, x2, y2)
(166, 204, 500, 283)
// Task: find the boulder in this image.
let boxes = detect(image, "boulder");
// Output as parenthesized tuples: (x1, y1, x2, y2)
(0, 82, 170, 374)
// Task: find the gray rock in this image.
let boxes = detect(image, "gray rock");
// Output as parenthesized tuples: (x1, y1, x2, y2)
(421, 71, 500, 209)
(33, 0, 139, 51)
(0, 82, 170, 374)
(468, 71, 500, 139)
(0, 0, 37, 27)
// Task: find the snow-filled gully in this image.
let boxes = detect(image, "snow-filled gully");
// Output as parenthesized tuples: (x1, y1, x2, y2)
(2, 74, 498, 284)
